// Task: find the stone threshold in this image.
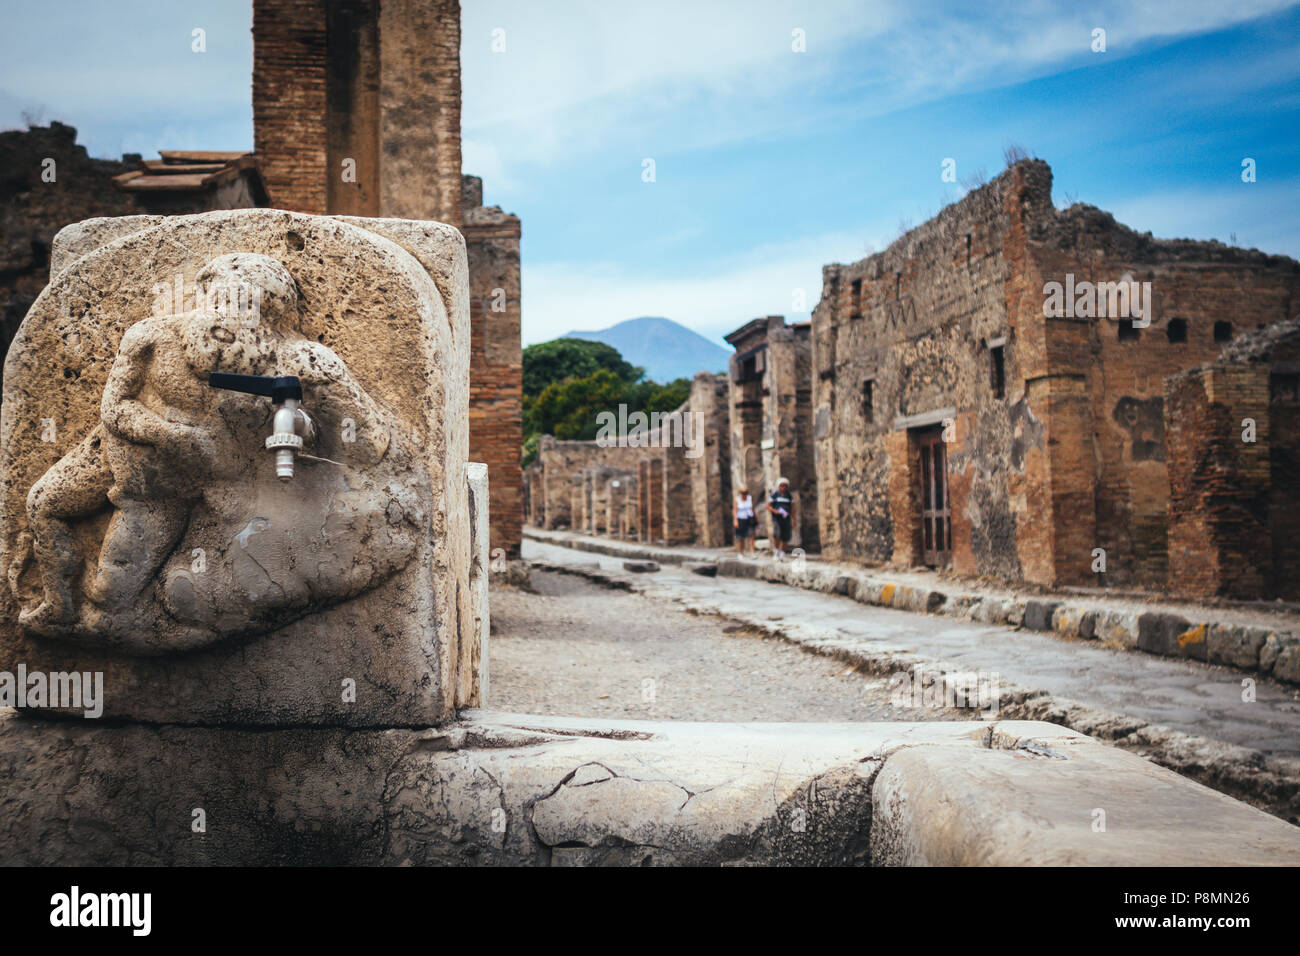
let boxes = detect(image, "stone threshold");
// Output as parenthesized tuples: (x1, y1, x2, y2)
(525, 528, 1300, 688)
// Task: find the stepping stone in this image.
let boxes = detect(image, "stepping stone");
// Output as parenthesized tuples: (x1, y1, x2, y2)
(624, 561, 660, 573)
(687, 563, 718, 577)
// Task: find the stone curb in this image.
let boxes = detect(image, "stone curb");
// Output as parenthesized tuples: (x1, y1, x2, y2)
(526, 553, 1300, 822)
(525, 529, 1300, 688)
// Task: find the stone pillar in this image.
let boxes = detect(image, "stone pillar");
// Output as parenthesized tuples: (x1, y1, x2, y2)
(1165, 365, 1272, 598)
(463, 184, 523, 556)
(689, 373, 732, 548)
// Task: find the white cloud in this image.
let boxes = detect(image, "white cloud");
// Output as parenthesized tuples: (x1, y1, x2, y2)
(464, 0, 1298, 183)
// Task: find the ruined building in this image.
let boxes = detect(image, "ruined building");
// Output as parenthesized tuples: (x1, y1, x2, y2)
(0, 122, 265, 371)
(1165, 319, 1300, 599)
(526, 159, 1300, 600)
(252, 0, 523, 556)
(726, 316, 818, 550)
(811, 158, 1300, 594)
(526, 371, 730, 548)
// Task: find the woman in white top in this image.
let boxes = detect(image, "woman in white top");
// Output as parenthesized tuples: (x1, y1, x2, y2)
(733, 487, 756, 554)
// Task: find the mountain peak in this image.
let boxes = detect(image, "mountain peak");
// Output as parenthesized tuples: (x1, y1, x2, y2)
(564, 317, 730, 383)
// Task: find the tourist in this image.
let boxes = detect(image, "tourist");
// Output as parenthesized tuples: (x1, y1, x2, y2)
(733, 486, 756, 555)
(767, 477, 794, 559)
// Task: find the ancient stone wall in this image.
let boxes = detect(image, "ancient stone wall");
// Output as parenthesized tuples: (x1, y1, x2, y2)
(1024, 193, 1300, 588)
(252, 0, 462, 226)
(727, 316, 818, 549)
(537, 436, 644, 530)
(377, 0, 462, 226)
(1165, 321, 1300, 599)
(0, 124, 258, 381)
(689, 373, 732, 547)
(812, 169, 1030, 577)
(639, 457, 665, 542)
(524, 460, 543, 525)
(252, 0, 330, 214)
(811, 158, 1300, 590)
(463, 178, 523, 556)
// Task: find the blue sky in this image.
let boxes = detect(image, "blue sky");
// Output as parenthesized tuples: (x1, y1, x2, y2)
(2, 1, 1298, 347)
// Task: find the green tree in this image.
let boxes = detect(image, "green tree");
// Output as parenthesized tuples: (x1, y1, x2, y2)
(526, 368, 628, 442)
(520, 339, 693, 467)
(522, 338, 642, 398)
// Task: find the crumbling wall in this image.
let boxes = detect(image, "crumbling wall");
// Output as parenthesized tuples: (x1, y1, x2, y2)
(0, 124, 255, 380)
(1025, 199, 1300, 588)
(811, 157, 1300, 591)
(537, 436, 644, 530)
(1165, 321, 1300, 599)
(811, 166, 1034, 577)
(463, 177, 523, 556)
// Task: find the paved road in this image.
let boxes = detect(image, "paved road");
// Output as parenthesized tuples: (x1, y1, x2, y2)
(490, 569, 966, 723)
(522, 539, 1300, 758)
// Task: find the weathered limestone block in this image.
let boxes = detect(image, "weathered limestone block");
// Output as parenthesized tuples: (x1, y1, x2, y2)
(465, 462, 490, 707)
(1022, 599, 1060, 631)
(1051, 604, 1097, 640)
(1, 208, 471, 725)
(870, 722, 1300, 866)
(1206, 623, 1270, 671)
(1262, 632, 1300, 684)
(4, 709, 1298, 866)
(1137, 612, 1204, 661)
(1094, 608, 1139, 647)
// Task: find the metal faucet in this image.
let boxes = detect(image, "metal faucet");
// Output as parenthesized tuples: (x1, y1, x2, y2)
(208, 373, 314, 480)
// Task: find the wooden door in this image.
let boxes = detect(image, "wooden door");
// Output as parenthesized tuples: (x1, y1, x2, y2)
(917, 429, 950, 567)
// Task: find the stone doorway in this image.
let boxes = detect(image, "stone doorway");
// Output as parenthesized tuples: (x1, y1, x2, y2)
(916, 426, 951, 567)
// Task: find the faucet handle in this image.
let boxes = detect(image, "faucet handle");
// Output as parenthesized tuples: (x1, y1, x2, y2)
(208, 372, 302, 403)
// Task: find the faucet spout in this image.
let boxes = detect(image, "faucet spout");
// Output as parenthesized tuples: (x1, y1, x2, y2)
(207, 373, 309, 481)
(266, 398, 305, 480)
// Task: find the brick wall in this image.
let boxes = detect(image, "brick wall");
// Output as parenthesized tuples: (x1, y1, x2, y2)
(811, 165, 1033, 577)
(1166, 365, 1272, 597)
(1165, 322, 1300, 598)
(253, 0, 462, 224)
(0, 123, 260, 384)
(1025, 200, 1300, 587)
(810, 157, 1300, 591)
(689, 373, 732, 546)
(253, 0, 329, 213)
(726, 316, 817, 548)
(463, 183, 523, 556)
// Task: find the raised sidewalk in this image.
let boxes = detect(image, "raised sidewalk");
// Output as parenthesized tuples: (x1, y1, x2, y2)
(526, 528, 1300, 688)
